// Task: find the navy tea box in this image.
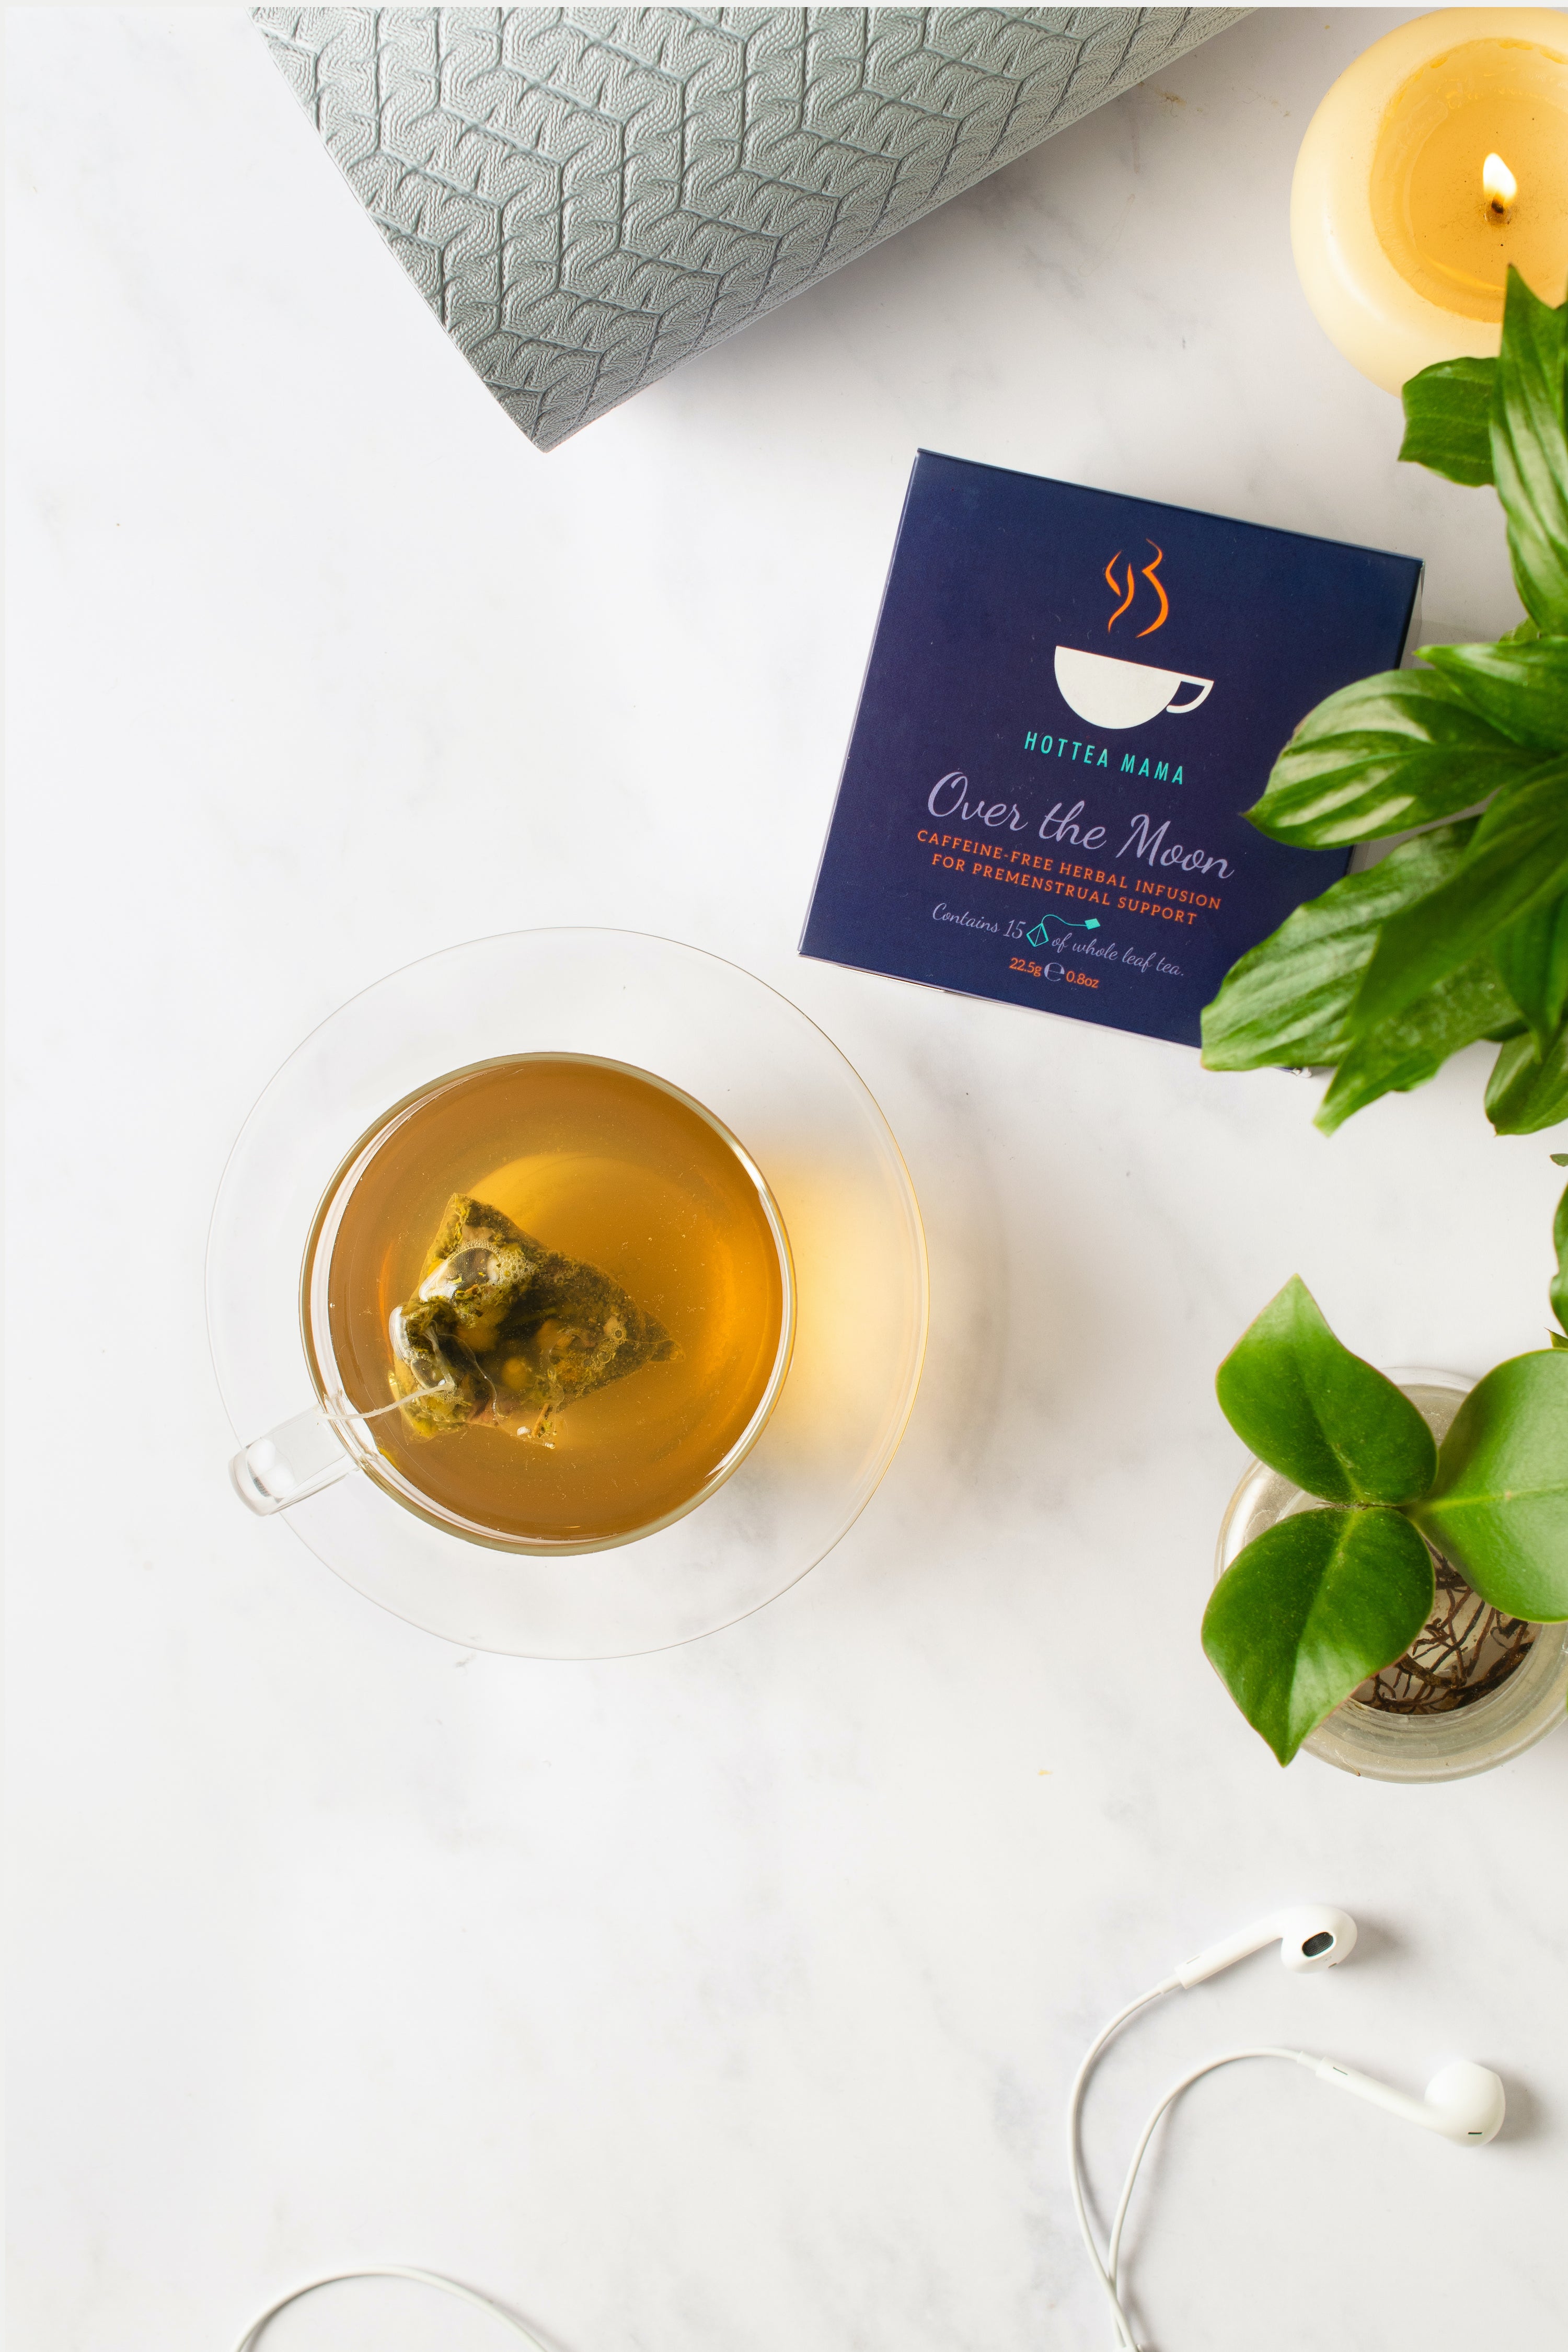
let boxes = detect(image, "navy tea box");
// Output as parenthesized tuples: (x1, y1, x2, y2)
(800, 452, 1423, 1048)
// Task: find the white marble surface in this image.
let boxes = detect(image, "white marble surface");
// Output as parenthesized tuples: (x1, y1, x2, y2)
(8, 8, 1567, 2349)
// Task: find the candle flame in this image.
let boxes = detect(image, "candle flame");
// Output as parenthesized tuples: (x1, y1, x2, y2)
(1482, 152, 1517, 212)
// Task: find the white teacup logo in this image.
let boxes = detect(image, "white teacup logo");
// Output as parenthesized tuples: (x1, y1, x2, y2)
(1053, 645, 1214, 730)
(1052, 537, 1215, 730)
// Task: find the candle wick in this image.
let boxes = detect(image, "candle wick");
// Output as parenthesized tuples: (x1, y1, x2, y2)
(1481, 152, 1517, 224)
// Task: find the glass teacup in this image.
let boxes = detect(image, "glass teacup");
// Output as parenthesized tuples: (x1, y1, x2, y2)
(231, 1053, 794, 1555)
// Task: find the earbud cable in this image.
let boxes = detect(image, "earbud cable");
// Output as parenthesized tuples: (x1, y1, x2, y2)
(1065, 1977, 1180, 2350)
(1106, 2048, 1310, 2289)
(232, 2266, 554, 2352)
(233, 2042, 1326, 2349)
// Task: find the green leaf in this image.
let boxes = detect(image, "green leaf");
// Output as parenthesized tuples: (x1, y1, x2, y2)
(1203, 1507, 1435, 1765)
(1419, 638, 1568, 753)
(1399, 353, 1496, 487)
(1552, 1166, 1568, 1338)
(1244, 668, 1536, 848)
(1318, 947, 1520, 1133)
(1490, 273, 1568, 635)
(1484, 1025, 1568, 1135)
(1494, 892, 1568, 1052)
(1350, 758, 1568, 1035)
(1216, 1276, 1437, 1504)
(1202, 824, 1473, 1073)
(1411, 1352, 1568, 1620)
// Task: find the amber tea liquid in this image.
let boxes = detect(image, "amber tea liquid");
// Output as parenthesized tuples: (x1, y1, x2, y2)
(310, 1056, 790, 1547)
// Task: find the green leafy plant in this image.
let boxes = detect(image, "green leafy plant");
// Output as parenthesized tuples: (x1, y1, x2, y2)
(1202, 271, 1568, 1136)
(1202, 1219, 1568, 1763)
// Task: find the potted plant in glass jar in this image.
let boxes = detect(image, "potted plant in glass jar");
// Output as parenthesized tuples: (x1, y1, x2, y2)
(1205, 1166, 1568, 1780)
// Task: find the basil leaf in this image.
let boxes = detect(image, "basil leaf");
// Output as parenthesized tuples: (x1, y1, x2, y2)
(1412, 1352, 1568, 1620)
(1244, 668, 1534, 847)
(1419, 638, 1568, 753)
(1319, 949, 1520, 1133)
(1350, 758, 1568, 1035)
(1491, 273, 1568, 635)
(1553, 1165, 1568, 1339)
(1484, 1026, 1568, 1136)
(1494, 892, 1568, 1052)
(1216, 1276, 1437, 1504)
(1399, 354, 1496, 487)
(1201, 824, 1474, 1071)
(1203, 1508, 1435, 1766)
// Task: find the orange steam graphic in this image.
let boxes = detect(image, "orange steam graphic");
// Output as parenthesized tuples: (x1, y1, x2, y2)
(1104, 541, 1169, 638)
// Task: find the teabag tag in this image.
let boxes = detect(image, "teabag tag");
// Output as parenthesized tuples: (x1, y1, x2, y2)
(390, 1195, 677, 1442)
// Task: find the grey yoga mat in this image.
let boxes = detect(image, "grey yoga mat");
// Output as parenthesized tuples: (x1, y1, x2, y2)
(255, 8, 1247, 450)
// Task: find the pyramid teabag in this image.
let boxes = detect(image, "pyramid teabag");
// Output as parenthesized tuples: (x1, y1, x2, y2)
(390, 1194, 677, 1442)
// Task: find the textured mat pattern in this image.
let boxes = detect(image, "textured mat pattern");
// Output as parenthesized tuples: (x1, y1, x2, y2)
(256, 7, 1245, 449)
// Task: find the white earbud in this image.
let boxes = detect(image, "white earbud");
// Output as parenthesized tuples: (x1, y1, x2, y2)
(1173, 1902, 1357, 1989)
(1070, 1906, 1511, 2351)
(1311, 2055, 1505, 2146)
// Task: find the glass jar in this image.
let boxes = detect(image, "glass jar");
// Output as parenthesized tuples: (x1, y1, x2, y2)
(1214, 1369, 1568, 1782)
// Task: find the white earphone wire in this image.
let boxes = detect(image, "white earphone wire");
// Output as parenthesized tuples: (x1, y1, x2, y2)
(1106, 2048, 1310, 2289)
(232, 2266, 556, 2352)
(1065, 1977, 1181, 2350)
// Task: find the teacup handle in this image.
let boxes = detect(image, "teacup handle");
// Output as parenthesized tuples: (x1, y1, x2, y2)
(1164, 675, 1214, 716)
(230, 1406, 359, 1515)
(230, 1384, 446, 1515)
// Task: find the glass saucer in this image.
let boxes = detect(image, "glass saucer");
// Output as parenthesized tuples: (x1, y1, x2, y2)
(207, 931, 928, 1658)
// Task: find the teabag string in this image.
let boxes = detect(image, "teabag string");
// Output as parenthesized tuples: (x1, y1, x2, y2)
(229, 1383, 462, 1516)
(232, 2266, 552, 2349)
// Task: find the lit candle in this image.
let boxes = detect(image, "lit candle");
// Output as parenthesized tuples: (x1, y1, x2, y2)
(1292, 8, 1568, 391)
